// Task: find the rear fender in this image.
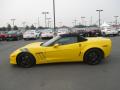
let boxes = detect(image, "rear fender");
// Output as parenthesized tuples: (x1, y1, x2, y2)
(80, 45, 104, 60)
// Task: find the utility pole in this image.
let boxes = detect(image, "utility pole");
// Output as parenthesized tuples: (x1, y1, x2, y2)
(46, 18, 51, 28)
(22, 21, 26, 30)
(42, 12, 49, 28)
(96, 9, 103, 28)
(59, 22, 62, 27)
(81, 16, 85, 26)
(53, 0, 56, 36)
(34, 23, 37, 28)
(74, 19, 77, 26)
(10, 19, 16, 28)
(90, 16, 93, 26)
(48, 21, 52, 28)
(114, 16, 119, 30)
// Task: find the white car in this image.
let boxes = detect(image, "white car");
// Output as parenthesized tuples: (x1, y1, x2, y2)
(118, 29, 120, 36)
(41, 29, 54, 39)
(57, 28, 69, 35)
(101, 27, 118, 36)
(23, 30, 40, 40)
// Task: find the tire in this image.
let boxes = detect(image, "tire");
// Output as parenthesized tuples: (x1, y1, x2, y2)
(84, 49, 104, 65)
(16, 37, 19, 41)
(102, 32, 106, 37)
(17, 52, 36, 68)
(24, 38, 27, 40)
(118, 32, 120, 36)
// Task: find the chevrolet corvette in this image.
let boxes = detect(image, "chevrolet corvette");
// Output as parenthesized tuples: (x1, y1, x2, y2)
(10, 34, 112, 68)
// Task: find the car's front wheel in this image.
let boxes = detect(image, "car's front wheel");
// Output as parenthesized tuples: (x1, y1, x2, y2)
(84, 49, 104, 65)
(17, 52, 36, 68)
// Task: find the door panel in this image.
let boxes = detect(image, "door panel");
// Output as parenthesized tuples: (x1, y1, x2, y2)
(45, 43, 81, 63)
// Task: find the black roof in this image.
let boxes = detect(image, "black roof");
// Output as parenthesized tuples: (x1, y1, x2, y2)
(60, 33, 80, 37)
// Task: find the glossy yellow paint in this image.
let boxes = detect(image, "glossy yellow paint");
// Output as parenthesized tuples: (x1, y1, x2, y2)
(10, 37, 112, 64)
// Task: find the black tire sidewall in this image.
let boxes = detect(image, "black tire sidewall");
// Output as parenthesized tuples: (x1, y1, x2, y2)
(84, 49, 103, 65)
(17, 53, 36, 68)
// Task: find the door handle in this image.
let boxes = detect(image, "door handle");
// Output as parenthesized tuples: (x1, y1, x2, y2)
(79, 44, 81, 47)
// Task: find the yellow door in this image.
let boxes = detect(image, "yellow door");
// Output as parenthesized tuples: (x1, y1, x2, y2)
(44, 43, 81, 63)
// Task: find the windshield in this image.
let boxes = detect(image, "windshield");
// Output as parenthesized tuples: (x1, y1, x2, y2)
(25, 30, 35, 34)
(7, 31, 16, 34)
(42, 29, 53, 33)
(41, 36, 61, 47)
(57, 29, 68, 32)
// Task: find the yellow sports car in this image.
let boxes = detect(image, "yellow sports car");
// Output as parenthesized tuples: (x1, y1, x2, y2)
(10, 34, 112, 68)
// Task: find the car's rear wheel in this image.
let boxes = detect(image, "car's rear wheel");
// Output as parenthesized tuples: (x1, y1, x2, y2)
(84, 49, 104, 65)
(17, 52, 36, 68)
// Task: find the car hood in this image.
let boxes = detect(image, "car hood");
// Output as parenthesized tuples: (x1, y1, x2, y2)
(10, 42, 43, 57)
(23, 42, 43, 48)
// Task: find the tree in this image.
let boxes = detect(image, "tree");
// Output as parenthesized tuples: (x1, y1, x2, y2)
(13, 25, 18, 30)
(30, 24, 36, 30)
(74, 25, 86, 28)
(1, 27, 6, 31)
(37, 26, 44, 29)
(25, 25, 30, 30)
(88, 24, 98, 27)
(7, 24, 11, 31)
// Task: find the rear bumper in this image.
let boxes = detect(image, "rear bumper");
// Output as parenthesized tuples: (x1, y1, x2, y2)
(23, 36, 36, 39)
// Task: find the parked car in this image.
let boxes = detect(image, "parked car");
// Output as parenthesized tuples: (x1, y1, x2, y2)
(0, 31, 7, 41)
(57, 28, 69, 35)
(10, 33, 112, 68)
(41, 29, 54, 39)
(101, 27, 118, 36)
(6, 30, 23, 41)
(84, 29, 101, 37)
(118, 29, 120, 36)
(23, 30, 40, 40)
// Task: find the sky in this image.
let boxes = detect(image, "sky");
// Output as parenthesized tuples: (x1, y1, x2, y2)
(0, 0, 120, 27)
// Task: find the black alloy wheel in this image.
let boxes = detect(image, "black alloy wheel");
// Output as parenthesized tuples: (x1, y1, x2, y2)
(84, 49, 104, 65)
(17, 53, 36, 68)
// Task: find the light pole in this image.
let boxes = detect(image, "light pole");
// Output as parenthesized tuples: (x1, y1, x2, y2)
(42, 12, 49, 28)
(114, 16, 119, 30)
(96, 9, 103, 28)
(53, 0, 56, 36)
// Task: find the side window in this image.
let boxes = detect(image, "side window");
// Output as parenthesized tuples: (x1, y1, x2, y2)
(55, 37, 78, 45)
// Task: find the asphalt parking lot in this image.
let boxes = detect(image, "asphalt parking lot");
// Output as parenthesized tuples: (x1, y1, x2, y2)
(0, 37, 120, 90)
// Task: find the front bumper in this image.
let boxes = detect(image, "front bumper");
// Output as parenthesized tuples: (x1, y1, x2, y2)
(10, 55, 17, 64)
(10, 49, 22, 64)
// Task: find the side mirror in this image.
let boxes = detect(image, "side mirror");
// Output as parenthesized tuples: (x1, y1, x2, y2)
(54, 44, 59, 48)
